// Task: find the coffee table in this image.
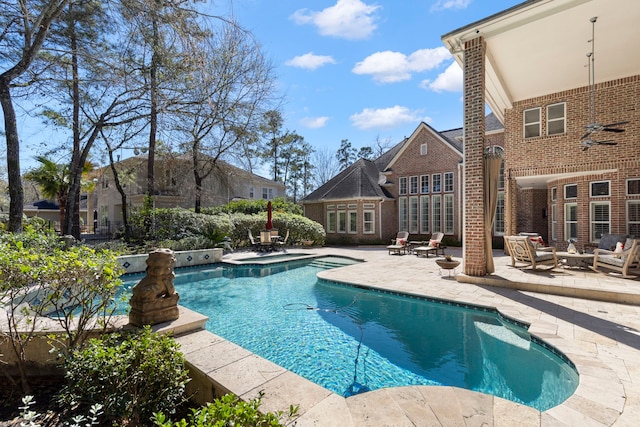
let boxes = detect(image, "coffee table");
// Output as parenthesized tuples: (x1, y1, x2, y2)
(556, 251, 594, 269)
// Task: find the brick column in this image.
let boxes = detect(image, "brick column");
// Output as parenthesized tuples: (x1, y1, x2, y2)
(463, 37, 487, 276)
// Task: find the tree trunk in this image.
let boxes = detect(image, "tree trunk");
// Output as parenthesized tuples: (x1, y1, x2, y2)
(0, 78, 23, 233)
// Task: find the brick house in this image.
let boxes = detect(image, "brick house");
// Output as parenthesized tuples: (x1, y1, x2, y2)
(442, 0, 639, 275)
(88, 155, 285, 235)
(302, 118, 504, 244)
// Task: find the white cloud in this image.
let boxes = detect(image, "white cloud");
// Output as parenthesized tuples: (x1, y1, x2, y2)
(290, 0, 381, 40)
(300, 116, 330, 129)
(431, 0, 473, 12)
(421, 61, 463, 92)
(350, 106, 430, 130)
(285, 53, 337, 70)
(352, 47, 451, 83)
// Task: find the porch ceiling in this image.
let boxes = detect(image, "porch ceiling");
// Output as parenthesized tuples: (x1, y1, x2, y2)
(442, 0, 640, 122)
(515, 168, 617, 189)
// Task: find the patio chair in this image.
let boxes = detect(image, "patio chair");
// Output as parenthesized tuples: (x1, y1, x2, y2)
(413, 232, 445, 258)
(504, 235, 558, 270)
(591, 238, 640, 278)
(275, 229, 289, 250)
(248, 230, 260, 251)
(387, 231, 409, 255)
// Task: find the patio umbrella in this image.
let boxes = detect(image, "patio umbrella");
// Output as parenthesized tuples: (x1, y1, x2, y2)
(484, 152, 503, 274)
(266, 201, 273, 230)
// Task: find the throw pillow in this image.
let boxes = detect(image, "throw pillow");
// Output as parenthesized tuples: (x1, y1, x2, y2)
(429, 239, 438, 247)
(396, 238, 406, 246)
(613, 241, 624, 258)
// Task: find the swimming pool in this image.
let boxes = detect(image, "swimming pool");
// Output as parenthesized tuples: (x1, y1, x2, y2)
(121, 257, 578, 411)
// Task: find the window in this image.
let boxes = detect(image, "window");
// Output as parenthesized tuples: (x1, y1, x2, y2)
(590, 181, 610, 197)
(432, 173, 441, 192)
(327, 211, 336, 233)
(409, 176, 418, 194)
(337, 211, 347, 233)
(551, 187, 557, 202)
(551, 204, 557, 241)
(398, 197, 408, 232)
(420, 143, 427, 155)
(565, 203, 578, 241)
(420, 175, 429, 193)
(590, 201, 610, 242)
(409, 196, 418, 234)
(547, 102, 566, 135)
(363, 210, 375, 234)
(348, 211, 357, 233)
(565, 184, 577, 199)
(628, 201, 640, 237)
(444, 194, 454, 234)
(524, 107, 541, 138)
(494, 192, 505, 236)
(444, 172, 454, 192)
(420, 196, 430, 234)
(262, 188, 274, 200)
(432, 195, 442, 232)
(249, 186, 254, 199)
(628, 178, 640, 195)
(399, 177, 407, 195)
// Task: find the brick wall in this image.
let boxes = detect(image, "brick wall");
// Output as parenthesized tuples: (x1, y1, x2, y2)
(463, 37, 487, 276)
(504, 75, 640, 245)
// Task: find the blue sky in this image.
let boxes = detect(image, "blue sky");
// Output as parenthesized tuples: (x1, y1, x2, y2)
(214, 0, 521, 156)
(9, 0, 522, 172)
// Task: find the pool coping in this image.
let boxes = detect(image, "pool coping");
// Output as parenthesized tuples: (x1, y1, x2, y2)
(157, 247, 637, 426)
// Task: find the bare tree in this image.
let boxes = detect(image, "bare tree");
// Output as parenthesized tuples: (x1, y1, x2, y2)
(0, 0, 71, 232)
(312, 146, 340, 189)
(172, 22, 277, 212)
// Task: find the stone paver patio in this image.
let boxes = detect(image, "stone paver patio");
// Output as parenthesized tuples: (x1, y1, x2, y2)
(162, 246, 640, 426)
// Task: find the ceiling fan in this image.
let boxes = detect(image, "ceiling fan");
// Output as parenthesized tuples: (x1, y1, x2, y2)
(580, 17, 627, 150)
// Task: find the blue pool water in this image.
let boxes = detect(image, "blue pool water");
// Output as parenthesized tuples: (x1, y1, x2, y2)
(121, 257, 578, 411)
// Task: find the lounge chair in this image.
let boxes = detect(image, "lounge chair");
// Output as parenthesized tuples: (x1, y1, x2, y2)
(591, 238, 640, 278)
(387, 231, 409, 255)
(413, 232, 445, 257)
(503, 235, 558, 270)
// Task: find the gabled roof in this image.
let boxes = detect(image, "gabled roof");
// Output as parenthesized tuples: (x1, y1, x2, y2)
(302, 158, 393, 203)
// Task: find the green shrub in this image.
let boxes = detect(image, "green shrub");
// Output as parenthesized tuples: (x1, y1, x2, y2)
(58, 326, 189, 426)
(203, 197, 302, 216)
(0, 228, 123, 393)
(153, 393, 298, 427)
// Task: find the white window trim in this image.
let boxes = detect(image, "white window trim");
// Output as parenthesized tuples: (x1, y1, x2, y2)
(420, 143, 427, 155)
(551, 204, 557, 241)
(444, 172, 454, 193)
(590, 201, 611, 242)
(399, 177, 408, 195)
(432, 194, 442, 233)
(546, 102, 566, 136)
(398, 197, 408, 232)
(564, 184, 577, 200)
(524, 107, 541, 138)
(494, 192, 505, 236)
(363, 210, 375, 234)
(432, 173, 441, 193)
(420, 195, 430, 234)
(420, 175, 429, 194)
(327, 211, 336, 233)
(590, 180, 610, 198)
(444, 193, 454, 234)
(626, 178, 640, 196)
(565, 202, 578, 241)
(337, 210, 347, 233)
(627, 200, 640, 237)
(409, 196, 419, 234)
(348, 211, 357, 234)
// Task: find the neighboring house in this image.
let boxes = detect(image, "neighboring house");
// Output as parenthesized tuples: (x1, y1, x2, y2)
(441, 0, 639, 275)
(302, 116, 504, 244)
(89, 155, 285, 235)
(23, 198, 89, 232)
